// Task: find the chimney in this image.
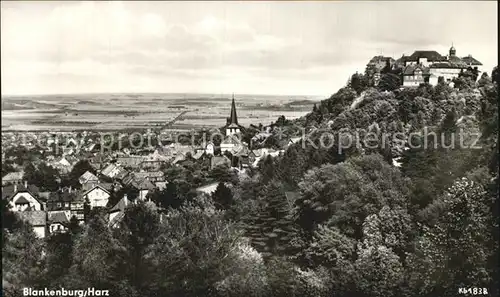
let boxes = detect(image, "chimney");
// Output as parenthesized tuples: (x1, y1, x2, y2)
(124, 194, 128, 206)
(14, 183, 17, 193)
(69, 186, 72, 193)
(24, 180, 28, 188)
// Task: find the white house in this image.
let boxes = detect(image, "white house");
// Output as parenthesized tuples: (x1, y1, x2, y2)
(8, 184, 43, 212)
(82, 184, 111, 209)
(48, 211, 71, 234)
(205, 142, 215, 156)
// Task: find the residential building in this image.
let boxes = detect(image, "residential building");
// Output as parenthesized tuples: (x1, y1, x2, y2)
(81, 184, 111, 209)
(130, 178, 156, 200)
(5, 183, 43, 212)
(79, 171, 99, 185)
(70, 195, 85, 222)
(48, 211, 71, 234)
(100, 163, 123, 179)
(46, 189, 75, 211)
(403, 64, 430, 86)
(2, 171, 24, 186)
(108, 195, 132, 228)
(210, 155, 232, 170)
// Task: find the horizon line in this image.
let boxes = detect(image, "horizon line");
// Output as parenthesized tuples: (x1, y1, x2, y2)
(1, 91, 328, 99)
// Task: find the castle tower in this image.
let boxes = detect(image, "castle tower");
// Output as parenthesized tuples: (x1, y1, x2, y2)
(449, 43, 456, 57)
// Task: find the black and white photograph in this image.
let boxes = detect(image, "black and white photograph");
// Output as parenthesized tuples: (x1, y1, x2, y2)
(1, 1, 498, 297)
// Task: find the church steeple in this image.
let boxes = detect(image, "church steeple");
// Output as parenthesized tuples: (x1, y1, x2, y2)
(229, 93, 238, 125)
(225, 93, 240, 136)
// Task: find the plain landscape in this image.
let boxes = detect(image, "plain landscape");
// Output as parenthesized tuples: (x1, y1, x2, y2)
(1, 93, 319, 131)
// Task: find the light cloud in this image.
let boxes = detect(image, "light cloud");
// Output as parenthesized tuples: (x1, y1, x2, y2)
(1, 1, 497, 96)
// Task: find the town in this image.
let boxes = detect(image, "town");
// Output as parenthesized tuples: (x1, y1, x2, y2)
(2, 95, 304, 238)
(1, 46, 487, 239)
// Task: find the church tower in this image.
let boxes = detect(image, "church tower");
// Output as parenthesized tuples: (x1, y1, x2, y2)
(225, 94, 241, 136)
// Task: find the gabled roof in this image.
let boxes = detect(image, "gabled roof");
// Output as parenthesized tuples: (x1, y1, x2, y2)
(403, 64, 430, 75)
(221, 135, 242, 146)
(17, 211, 46, 226)
(110, 196, 131, 213)
(461, 55, 482, 66)
(133, 171, 164, 180)
(100, 163, 118, 176)
(117, 156, 146, 168)
(367, 56, 395, 66)
(48, 211, 70, 225)
(79, 171, 99, 184)
(446, 55, 468, 67)
(81, 182, 113, 192)
(109, 211, 125, 228)
(48, 191, 76, 203)
(14, 195, 31, 204)
(131, 178, 155, 191)
(210, 155, 231, 168)
(192, 151, 205, 160)
(430, 62, 467, 69)
(407, 50, 446, 62)
(2, 171, 24, 181)
(2, 184, 40, 200)
(82, 184, 111, 197)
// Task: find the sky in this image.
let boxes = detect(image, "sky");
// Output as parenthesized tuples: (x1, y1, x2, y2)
(1, 1, 497, 97)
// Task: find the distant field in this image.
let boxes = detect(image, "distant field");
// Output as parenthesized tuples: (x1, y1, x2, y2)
(1, 93, 321, 131)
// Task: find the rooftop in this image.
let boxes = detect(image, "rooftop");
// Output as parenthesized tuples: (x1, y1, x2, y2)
(17, 210, 46, 226)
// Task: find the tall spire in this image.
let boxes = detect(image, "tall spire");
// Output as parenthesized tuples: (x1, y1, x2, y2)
(229, 94, 238, 125)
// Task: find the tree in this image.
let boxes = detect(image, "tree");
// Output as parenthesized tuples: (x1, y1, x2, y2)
(44, 232, 75, 287)
(295, 154, 411, 239)
(406, 178, 496, 296)
(147, 204, 243, 296)
(119, 202, 160, 289)
(377, 73, 402, 92)
(1, 200, 25, 247)
(23, 162, 60, 191)
(478, 72, 493, 88)
(259, 155, 276, 184)
(70, 214, 127, 289)
(305, 225, 356, 267)
(212, 182, 234, 210)
(349, 73, 369, 95)
(354, 245, 404, 297)
(2, 224, 45, 295)
(243, 181, 300, 257)
(492, 66, 499, 85)
(64, 160, 96, 189)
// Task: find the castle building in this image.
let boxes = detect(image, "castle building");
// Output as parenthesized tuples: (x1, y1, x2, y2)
(402, 45, 483, 87)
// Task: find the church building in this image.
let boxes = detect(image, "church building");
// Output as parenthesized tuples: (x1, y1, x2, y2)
(225, 95, 242, 136)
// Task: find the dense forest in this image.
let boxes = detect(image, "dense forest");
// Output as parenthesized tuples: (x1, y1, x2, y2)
(3, 68, 499, 297)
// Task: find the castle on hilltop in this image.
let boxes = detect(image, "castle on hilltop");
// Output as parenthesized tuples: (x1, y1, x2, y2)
(365, 45, 483, 87)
